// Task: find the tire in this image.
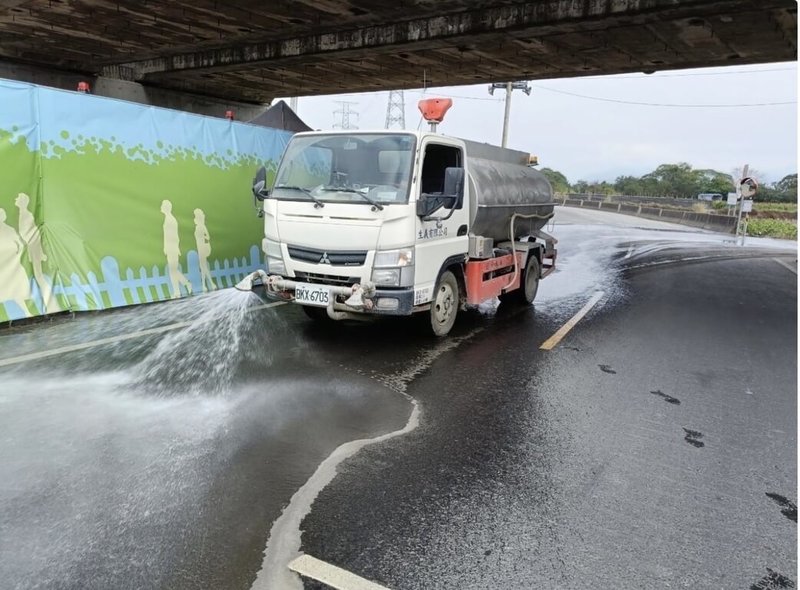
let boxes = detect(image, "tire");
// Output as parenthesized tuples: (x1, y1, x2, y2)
(499, 255, 540, 305)
(301, 305, 331, 322)
(429, 270, 459, 336)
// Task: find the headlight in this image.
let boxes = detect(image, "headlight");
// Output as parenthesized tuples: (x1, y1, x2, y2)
(374, 248, 414, 268)
(371, 247, 415, 287)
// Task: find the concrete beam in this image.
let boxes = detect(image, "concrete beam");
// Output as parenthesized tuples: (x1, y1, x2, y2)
(0, 0, 29, 10)
(110, 0, 780, 80)
(0, 61, 268, 119)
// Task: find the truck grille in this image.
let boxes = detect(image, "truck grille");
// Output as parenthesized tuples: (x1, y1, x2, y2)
(287, 245, 367, 266)
(294, 272, 360, 286)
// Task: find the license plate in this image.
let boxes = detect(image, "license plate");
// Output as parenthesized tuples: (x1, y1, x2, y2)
(295, 283, 331, 307)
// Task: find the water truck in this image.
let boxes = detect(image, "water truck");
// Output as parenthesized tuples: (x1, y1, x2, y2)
(237, 98, 557, 336)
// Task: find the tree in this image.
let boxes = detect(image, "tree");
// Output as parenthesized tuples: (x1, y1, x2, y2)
(586, 181, 615, 196)
(614, 175, 644, 195)
(571, 180, 590, 194)
(642, 163, 698, 198)
(695, 169, 734, 196)
(539, 168, 570, 194)
(774, 173, 797, 199)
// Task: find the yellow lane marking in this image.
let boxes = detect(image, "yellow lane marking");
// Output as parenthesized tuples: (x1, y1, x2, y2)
(0, 301, 286, 368)
(288, 555, 391, 590)
(540, 291, 605, 351)
(773, 258, 797, 275)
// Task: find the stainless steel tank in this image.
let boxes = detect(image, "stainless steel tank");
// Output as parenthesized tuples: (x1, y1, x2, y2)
(462, 141, 554, 242)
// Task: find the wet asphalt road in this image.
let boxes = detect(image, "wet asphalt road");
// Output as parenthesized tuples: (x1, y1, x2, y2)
(301, 252, 798, 590)
(0, 209, 796, 590)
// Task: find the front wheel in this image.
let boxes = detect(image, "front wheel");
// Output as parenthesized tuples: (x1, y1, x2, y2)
(499, 255, 540, 305)
(429, 270, 459, 336)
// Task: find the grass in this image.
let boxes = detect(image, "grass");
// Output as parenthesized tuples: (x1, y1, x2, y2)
(754, 202, 798, 213)
(746, 218, 798, 240)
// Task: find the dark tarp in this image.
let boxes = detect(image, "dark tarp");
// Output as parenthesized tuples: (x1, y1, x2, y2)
(248, 100, 312, 132)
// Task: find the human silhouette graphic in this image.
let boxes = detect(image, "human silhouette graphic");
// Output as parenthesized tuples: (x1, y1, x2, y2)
(15, 193, 61, 313)
(0, 207, 32, 317)
(161, 199, 192, 298)
(193, 208, 216, 292)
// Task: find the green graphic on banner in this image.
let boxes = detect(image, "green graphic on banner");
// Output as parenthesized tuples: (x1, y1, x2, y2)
(0, 80, 288, 322)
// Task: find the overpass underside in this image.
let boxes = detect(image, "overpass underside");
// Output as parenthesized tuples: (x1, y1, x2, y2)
(0, 0, 796, 106)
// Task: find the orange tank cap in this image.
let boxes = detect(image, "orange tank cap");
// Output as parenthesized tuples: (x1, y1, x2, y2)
(418, 98, 453, 123)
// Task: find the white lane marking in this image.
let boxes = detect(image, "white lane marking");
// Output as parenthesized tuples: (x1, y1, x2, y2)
(773, 258, 797, 275)
(540, 291, 605, 351)
(625, 245, 634, 259)
(288, 555, 391, 590)
(0, 301, 287, 368)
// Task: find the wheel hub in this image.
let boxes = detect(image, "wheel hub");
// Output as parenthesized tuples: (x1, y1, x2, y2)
(434, 284, 454, 324)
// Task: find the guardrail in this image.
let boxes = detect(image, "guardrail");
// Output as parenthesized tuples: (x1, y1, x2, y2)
(559, 197, 737, 233)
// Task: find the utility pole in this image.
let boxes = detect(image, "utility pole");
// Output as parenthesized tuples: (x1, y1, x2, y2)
(385, 90, 406, 129)
(289, 97, 299, 114)
(488, 81, 531, 147)
(333, 101, 359, 130)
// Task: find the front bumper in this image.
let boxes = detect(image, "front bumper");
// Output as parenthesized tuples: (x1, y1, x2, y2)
(264, 274, 415, 317)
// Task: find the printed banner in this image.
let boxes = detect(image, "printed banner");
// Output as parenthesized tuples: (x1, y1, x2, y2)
(0, 79, 290, 321)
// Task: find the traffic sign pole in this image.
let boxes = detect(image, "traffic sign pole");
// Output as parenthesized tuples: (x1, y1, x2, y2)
(735, 165, 747, 246)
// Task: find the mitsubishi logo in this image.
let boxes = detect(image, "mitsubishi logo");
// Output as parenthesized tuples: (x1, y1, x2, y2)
(319, 252, 331, 264)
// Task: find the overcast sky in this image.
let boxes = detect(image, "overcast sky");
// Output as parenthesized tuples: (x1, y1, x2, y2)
(280, 63, 797, 186)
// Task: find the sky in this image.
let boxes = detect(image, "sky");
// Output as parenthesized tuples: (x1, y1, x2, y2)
(278, 63, 797, 186)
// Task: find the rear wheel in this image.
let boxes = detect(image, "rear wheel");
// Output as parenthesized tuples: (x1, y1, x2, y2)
(499, 255, 540, 305)
(429, 270, 459, 336)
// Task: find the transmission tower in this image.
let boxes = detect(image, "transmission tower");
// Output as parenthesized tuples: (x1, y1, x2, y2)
(385, 90, 406, 129)
(333, 101, 359, 130)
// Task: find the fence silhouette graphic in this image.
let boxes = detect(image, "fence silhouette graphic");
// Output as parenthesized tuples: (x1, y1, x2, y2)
(1, 245, 263, 320)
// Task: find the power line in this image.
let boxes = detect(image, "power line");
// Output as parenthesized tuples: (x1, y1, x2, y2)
(407, 89, 503, 102)
(531, 85, 797, 108)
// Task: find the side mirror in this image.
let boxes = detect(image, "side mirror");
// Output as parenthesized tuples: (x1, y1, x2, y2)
(416, 196, 441, 218)
(416, 167, 465, 219)
(252, 166, 271, 201)
(443, 167, 465, 208)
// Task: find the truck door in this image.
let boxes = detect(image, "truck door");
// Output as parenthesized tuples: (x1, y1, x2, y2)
(413, 140, 469, 306)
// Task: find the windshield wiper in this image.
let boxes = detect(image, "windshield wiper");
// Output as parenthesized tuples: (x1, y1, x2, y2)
(275, 185, 325, 208)
(320, 187, 384, 211)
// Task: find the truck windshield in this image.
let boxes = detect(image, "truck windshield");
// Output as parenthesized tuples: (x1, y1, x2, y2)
(272, 134, 415, 205)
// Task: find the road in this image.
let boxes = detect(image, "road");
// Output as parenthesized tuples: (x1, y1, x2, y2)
(0, 207, 795, 590)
